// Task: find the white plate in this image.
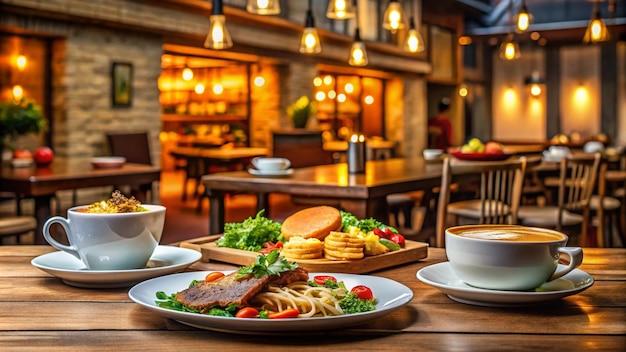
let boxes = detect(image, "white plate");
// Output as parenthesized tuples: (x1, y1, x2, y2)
(417, 262, 593, 307)
(248, 168, 294, 177)
(129, 272, 413, 333)
(31, 245, 202, 288)
(91, 156, 126, 169)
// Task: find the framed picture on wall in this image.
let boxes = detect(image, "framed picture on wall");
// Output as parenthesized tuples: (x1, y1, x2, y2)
(111, 62, 132, 107)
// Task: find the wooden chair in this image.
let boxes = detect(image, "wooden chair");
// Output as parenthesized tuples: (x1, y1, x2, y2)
(0, 216, 36, 244)
(435, 156, 528, 248)
(106, 132, 155, 202)
(518, 153, 601, 246)
(590, 149, 626, 247)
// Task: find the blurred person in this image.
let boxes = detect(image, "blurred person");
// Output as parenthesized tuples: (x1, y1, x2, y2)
(428, 98, 452, 149)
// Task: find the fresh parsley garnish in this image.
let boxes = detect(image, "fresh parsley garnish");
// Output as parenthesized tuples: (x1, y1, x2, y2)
(237, 250, 299, 279)
(216, 210, 284, 252)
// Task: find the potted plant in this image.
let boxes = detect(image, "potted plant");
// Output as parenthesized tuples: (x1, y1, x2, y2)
(287, 96, 316, 129)
(0, 98, 48, 156)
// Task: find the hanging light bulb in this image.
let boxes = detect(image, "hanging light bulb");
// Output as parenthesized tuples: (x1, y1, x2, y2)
(403, 17, 425, 53)
(246, 0, 280, 15)
(204, 0, 233, 50)
(499, 35, 521, 60)
(349, 29, 368, 66)
(12, 85, 24, 101)
(515, 0, 533, 33)
(16, 55, 27, 71)
(326, 0, 355, 20)
(583, 2, 610, 43)
(299, 1, 322, 54)
(383, 0, 405, 33)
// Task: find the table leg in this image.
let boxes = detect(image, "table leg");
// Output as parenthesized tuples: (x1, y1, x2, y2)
(339, 197, 388, 223)
(257, 193, 270, 216)
(208, 189, 225, 235)
(33, 195, 54, 245)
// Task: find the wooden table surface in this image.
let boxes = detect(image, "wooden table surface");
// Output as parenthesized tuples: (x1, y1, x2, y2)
(1, 245, 624, 351)
(0, 160, 161, 244)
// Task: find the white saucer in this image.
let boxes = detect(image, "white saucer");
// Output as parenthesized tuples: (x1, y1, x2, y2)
(31, 245, 202, 288)
(417, 262, 594, 307)
(248, 168, 294, 177)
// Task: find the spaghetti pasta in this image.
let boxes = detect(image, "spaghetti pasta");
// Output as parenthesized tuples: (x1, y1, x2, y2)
(251, 282, 347, 318)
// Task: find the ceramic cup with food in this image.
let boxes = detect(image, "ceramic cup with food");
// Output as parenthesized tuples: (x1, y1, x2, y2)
(423, 149, 444, 160)
(252, 157, 290, 172)
(43, 204, 166, 270)
(445, 225, 583, 291)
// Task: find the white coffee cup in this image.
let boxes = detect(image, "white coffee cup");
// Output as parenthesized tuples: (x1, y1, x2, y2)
(43, 204, 166, 270)
(445, 225, 583, 291)
(252, 157, 290, 172)
(423, 149, 444, 160)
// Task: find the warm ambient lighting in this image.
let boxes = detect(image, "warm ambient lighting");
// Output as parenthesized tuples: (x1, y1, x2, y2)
(349, 29, 368, 66)
(383, 0, 405, 33)
(458, 85, 468, 98)
(213, 83, 224, 95)
(403, 17, 425, 53)
(299, 1, 321, 54)
(583, 3, 610, 43)
(524, 71, 545, 97)
(182, 67, 194, 81)
(364, 95, 374, 104)
(204, 0, 233, 50)
(529, 84, 542, 97)
(313, 77, 323, 87)
(323, 75, 333, 85)
(344, 83, 354, 93)
(246, 0, 280, 15)
(16, 55, 27, 71)
(458, 36, 472, 45)
(12, 85, 24, 100)
(253, 75, 265, 87)
(499, 36, 521, 60)
(326, 0, 355, 20)
(315, 91, 326, 101)
(194, 83, 205, 94)
(515, 0, 532, 33)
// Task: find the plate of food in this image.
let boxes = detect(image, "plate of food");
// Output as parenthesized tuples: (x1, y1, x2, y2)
(128, 252, 413, 333)
(179, 206, 429, 274)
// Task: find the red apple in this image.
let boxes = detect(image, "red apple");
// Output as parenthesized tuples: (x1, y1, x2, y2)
(13, 149, 33, 160)
(485, 142, 504, 154)
(34, 146, 54, 165)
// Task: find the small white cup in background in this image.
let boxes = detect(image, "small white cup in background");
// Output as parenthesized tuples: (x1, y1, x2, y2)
(252, 157, 290, 172)
(423, 149, 444, 160)
(583, 141, 604, 154)
(445, 225, 583, 291)
(43, 204, 166, 270)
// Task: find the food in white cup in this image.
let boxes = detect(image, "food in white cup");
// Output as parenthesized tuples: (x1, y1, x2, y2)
(445, 225, 583, 291)
(252, 157, 291, 172)
(43, 192, 165, 270)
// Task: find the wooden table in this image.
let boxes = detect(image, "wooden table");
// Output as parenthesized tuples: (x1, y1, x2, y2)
(2, 245, 624, 350)
(202, 158, 445, 235)
(0, 160, 161, 244)
(169, 147, 268, 201)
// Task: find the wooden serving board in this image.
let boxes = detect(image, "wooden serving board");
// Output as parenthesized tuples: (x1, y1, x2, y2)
(180, 235, 428, 274)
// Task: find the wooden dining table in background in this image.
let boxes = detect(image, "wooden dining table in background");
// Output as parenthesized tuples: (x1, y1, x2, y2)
(0, 160, 161, 244)
(1, 245, 624, 350)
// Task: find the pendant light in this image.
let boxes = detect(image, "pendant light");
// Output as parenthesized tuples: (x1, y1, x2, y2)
(383, 0, 405, 33)
(583, 2, 610, 43)
(327, 0, 355, 20)
(349, 1, 367, 66)
(499, 34, 520, 61)
(515, 0, 532, 33)
(246, 0, 280, 15)
(403, 0, 424, 53)
(299, 0, 322, 54)
(204, 0, 233, 50)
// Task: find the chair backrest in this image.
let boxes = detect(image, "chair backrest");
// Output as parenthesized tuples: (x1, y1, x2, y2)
(106, 132, 152, 165)
(435, 156, 528, 247)
(557, 152, 601, 230)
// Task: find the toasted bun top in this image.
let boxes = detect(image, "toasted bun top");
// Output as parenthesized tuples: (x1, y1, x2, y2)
(281, 206, 342, 240)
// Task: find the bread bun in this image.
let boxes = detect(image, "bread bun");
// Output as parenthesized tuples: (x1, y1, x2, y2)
(281, 206, 342, 240)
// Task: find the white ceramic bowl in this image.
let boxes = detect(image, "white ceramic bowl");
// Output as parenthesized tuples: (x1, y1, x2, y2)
(91, 156, 126, 169)
(423, 149, 444, 160)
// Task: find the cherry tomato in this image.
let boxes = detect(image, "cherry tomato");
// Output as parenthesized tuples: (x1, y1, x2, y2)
(383, 228, 395, 238)
(373, 228, 387, 239)
(350, 285, 374, 300)
(313, 275, 337, 285)
(389, 233, 406, 248)
(235, 307, 259, 318)
(259, 241, 283, 254)
(268, 308, 300, 319)
(205, 272, 225, 282)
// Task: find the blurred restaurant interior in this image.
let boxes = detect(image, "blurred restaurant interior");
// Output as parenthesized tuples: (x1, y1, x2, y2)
(1, 0, 626, 245)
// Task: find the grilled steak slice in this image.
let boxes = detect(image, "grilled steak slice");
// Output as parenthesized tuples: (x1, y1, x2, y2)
(175, 272, 269, 311)
(268, 267, 309, 286)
